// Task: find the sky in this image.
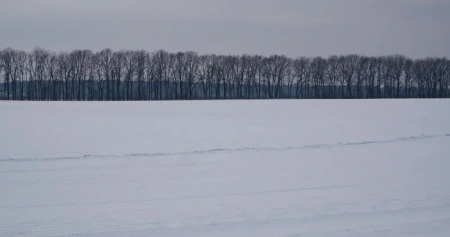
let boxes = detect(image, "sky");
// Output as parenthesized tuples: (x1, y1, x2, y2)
(0, 0, 449, 58)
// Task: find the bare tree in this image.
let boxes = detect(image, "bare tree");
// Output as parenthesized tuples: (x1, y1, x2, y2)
(1, 47, 449, 100)
(339, 55, 359, 99)
(365, 57, 377, 99)
(198, 54, 216, 99)
(1, 48, 14, 100)
(292, 57, 310, 99)
(135, 50, 147, 100)
(325, 56, 340, 98)
(310, 57, 327, 98)
(355, 56, 369, 99)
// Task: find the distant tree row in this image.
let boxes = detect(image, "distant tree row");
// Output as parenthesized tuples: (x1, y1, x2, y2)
(0, 47, 449, 100)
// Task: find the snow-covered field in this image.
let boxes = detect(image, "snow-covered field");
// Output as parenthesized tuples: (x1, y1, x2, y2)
(1, 100, 450, 237)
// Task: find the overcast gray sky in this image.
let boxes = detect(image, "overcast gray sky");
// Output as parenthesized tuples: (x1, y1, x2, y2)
(0, 0, 449, 58)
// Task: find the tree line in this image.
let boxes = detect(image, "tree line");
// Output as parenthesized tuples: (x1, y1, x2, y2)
(0, 47, 449, 101)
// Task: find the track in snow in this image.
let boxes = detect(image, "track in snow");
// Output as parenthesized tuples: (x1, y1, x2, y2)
(2, 133, 449, 162)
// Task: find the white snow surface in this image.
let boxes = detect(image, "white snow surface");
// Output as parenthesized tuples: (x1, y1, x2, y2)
(1, 100, 450, 237)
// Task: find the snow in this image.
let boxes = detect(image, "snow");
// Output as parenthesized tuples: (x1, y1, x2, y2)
(1, 100, 450, 237)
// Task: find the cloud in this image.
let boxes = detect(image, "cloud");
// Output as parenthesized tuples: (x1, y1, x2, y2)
(0, 0, 449, 58)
